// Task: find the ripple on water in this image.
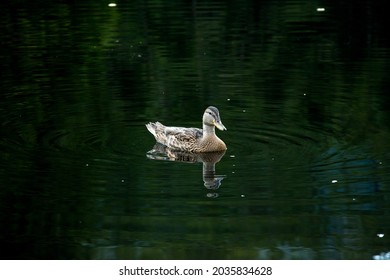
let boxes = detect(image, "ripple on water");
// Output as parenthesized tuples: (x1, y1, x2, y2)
(227, 122, 322, 160)
(310, 144, 389, 204)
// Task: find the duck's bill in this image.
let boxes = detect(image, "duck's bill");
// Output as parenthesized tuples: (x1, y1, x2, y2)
(215, 121, 227, 131)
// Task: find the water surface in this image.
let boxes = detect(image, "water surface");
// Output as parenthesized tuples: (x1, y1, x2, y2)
(1, 0, 390, 259)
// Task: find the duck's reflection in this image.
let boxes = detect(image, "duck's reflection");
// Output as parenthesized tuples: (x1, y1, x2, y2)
(147, 143, 226, 196)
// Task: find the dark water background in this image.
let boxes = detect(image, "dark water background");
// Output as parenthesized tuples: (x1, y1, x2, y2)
(1, 0, 390, 259)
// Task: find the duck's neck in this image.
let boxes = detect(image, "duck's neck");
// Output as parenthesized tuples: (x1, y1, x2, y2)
(203, 124, 215, 138)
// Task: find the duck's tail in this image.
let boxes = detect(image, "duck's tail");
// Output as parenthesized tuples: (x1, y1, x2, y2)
(146, 122, 165, 140)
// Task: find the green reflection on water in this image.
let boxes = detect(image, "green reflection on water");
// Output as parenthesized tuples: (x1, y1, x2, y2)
(1, 0, 390, 259)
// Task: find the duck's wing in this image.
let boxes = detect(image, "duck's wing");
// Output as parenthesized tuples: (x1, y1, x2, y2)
(164, 126, 203, 150)
(146, 121, 203, 150)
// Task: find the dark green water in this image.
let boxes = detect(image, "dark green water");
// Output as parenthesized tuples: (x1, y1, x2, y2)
(1, 0, 390, 259)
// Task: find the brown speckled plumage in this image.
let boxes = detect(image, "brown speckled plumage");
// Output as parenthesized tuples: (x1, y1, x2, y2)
(146, 106, 227, 153)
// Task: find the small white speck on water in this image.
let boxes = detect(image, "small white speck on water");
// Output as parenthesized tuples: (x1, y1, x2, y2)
(108, 3, 117, 7)
(241, 194, 245, 198)
(317, 7, 325, 12)
(121, 179, 125, 183)
(230, 155, 235, 158)
(232, 164, 235, 167)
(227, 98, 231, 101)
(85, 163, 89, 167)
(352, 198, 356, 201)
(303, 93, 307, 96)
(243, 110, 246, 113)
(377, 233, 385, 238)
(232, 171, 235, 174)
(331, 179, 338, 184)
(379, 161, 382, 165)
(272, 157, 275, 161)
(137, 54, 142, 58)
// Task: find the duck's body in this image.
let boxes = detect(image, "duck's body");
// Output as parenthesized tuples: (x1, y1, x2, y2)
(146, 106, 227, 153)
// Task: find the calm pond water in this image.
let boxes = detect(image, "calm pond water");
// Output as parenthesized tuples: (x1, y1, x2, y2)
(1, 0, 390, 260)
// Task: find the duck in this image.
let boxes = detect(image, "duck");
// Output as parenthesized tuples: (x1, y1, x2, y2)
(146, 106, 227, 153)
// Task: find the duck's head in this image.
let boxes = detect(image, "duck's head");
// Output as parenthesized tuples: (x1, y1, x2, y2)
(203, 106, 227, 131)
